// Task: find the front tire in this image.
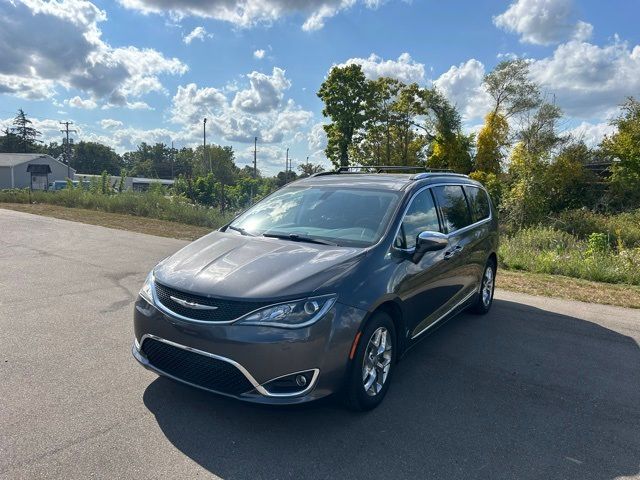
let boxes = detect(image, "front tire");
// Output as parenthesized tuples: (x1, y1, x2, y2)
(344, 312, 395, 411)
(470, 260, 496, 314)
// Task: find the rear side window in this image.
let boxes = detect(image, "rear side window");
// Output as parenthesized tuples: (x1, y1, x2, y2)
(395, 189, 440, 249)
(433, 185, 472, 233)
(464, 186, 491, 222)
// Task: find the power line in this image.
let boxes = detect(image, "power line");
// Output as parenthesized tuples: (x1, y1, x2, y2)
(59, 121, 77, 179)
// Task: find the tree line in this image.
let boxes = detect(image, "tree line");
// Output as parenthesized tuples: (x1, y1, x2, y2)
(317, 60, 640, 226)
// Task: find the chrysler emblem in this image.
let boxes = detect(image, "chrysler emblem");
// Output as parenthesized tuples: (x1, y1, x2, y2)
(170, 296, 219, 310)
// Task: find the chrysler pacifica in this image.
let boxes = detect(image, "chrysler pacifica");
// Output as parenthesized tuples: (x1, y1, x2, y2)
(133, 168, 498, 410)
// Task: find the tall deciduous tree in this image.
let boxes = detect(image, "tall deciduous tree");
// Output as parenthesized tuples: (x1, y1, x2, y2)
(317, 64, 370, 168)
(475, 60, 541, 173)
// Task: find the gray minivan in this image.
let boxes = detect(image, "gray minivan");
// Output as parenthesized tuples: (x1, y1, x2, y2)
(133, 168, 498, 410)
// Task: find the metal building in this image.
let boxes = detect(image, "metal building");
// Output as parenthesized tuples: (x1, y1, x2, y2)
(0, 153, 75, 190)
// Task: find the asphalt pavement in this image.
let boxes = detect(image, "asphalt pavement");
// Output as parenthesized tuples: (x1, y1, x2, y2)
(1, 208, 639, 479)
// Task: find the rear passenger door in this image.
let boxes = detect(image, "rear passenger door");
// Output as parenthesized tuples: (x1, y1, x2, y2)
(462, 185, 494, 284)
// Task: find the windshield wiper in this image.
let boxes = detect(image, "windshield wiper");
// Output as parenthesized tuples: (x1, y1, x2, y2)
(262, 232, 338, 246)
(227, 225, 255, 236)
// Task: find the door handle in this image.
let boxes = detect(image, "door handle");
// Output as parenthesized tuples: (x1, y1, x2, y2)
(444, 244, 463, 259)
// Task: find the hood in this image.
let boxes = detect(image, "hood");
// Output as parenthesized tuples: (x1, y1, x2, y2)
(153, 231, 365, 299)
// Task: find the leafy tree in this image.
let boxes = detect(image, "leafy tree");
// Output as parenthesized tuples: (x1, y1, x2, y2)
(484, 60, 541, 118)
(474, 112, 509, 174)
(73, 141, 122, 175)
(0, 128, 21, 153)
(318, 64, 370, 167)
(600, 97, 640, 210)
(40, 141, 64, 159)
(517, 103, 564, 157)
(11, 109, 41, 152)
(297, 162, 325, 177)
(475, 60, 541, 173)
(502, 142, 549, 227)
(546, 142, 598, 212)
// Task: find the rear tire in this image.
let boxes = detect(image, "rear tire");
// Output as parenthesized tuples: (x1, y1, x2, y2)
(470, 259, 496, 315)
(344, 312, 396, 411)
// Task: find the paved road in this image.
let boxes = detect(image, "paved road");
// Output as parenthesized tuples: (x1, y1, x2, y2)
(1, 209, 639, 480)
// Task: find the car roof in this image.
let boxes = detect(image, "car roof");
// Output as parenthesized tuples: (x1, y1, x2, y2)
(293, 172, 479, 192)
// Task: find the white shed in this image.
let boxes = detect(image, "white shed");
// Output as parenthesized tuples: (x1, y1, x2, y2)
(0, 153, 76, 190)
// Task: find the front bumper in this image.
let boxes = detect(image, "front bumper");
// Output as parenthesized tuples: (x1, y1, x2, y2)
(132, 295, 366, 405)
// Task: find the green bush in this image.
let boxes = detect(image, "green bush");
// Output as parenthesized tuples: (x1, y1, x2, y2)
(551, 209, 640, 248)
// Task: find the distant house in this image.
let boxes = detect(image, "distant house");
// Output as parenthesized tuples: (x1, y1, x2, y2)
(0, 153, 75, 190)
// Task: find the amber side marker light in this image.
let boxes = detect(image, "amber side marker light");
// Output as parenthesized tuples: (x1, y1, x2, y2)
(349, 331, 362, 360)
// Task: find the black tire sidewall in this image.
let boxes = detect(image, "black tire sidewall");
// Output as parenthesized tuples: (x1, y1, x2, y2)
(346, 312, 396, 411)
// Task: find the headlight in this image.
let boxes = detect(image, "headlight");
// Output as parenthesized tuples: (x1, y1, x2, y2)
(236, 294, 337, 328)
(139, 271, 154, 304)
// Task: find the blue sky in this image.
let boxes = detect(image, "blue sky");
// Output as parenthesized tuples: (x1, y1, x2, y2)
(1, 0, 639, 174)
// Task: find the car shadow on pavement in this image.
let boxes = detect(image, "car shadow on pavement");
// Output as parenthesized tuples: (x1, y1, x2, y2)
(143, 299, 640, 480)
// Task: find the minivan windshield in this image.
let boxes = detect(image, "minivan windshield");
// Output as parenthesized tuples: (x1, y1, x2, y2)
(228, 186, 402, 247)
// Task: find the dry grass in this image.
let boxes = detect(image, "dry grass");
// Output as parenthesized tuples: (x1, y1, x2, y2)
(0, 203, 211, 241)
(2, 202, 639, 309)
(497, 270, 640, 309)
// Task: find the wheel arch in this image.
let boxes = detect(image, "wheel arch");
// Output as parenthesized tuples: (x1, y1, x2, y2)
(361, 299, 408, 358)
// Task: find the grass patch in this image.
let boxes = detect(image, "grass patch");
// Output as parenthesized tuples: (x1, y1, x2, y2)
(499, 227, 640, 285)
(0, 188, 233, 229)
(496, 270, 640, 309)
(0, 203, 212, 241)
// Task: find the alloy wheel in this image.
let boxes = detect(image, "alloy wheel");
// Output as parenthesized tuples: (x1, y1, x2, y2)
(362, 327, 392, 396)
(482, 266, 494, 307)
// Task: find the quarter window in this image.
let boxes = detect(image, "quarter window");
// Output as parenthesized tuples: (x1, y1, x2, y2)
(464, 186, 491, 222)
(433, 185, 473, 233)
(395, 189, 440, 249)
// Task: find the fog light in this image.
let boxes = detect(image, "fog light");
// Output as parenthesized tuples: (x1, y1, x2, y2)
(295, 374, 308, 387)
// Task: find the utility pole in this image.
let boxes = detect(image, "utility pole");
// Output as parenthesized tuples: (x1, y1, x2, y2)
(285, 147, 289, 183)
(171, 140, 175, 178)
(203, 118, 210, 173)
(59, 121, 77, 180)
(253, 137, 258, 178)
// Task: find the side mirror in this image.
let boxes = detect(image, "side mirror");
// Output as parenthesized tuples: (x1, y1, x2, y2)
(415, 231, 448, 256)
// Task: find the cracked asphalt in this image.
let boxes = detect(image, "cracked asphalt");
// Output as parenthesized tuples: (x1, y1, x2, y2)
(1, 208, 639, 479)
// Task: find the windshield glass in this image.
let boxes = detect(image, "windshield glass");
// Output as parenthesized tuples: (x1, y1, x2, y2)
(228, 186, 401, 247)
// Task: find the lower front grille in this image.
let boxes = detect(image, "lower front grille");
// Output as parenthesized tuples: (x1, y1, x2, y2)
(141, 338, 255, 396)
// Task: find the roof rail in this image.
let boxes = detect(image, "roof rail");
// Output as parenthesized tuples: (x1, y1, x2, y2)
(310, 165, 466, 179)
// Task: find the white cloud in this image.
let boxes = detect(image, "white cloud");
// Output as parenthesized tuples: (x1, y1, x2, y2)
(254, 49, 266, 59)
(171, 68, 312, 145)
(171, 83, 227, 125)
(183, 26, 211, 44)
(433, 59, 492, 122)
(308, 122, 328, 152)
(117, 0, 383, 31)
(494, 0, 592, 45)
(337, 53, 425, 84)
(0, 0, 187, 107)
(100, 119, 124, 129)
(66, 96, 98, 109)
(232, 67, 291, 113)
(566, 121, 616, 147)
(529, 38, 640, 118)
